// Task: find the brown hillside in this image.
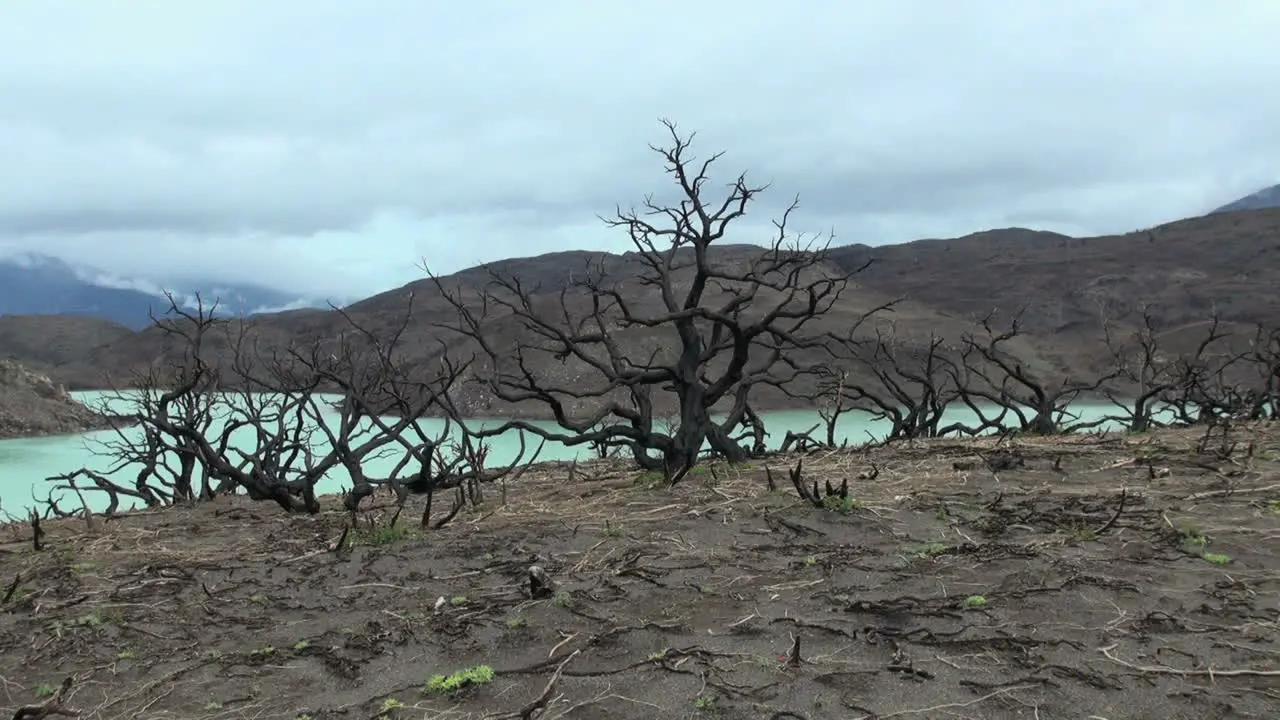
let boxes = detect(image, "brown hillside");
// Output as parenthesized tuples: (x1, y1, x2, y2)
(3, 209, 1277, 416)
(830, 209, 1280, 336)
(0, 315, 134, 387)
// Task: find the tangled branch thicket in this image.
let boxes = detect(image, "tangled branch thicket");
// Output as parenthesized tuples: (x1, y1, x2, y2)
(37, 120, 1280, 523)
(42, 294, 543, 530)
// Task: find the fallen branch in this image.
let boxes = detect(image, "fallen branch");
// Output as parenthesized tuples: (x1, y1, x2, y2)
(1185, 483, 1280, 501)
(488, 648, 582, 719)
(12, 676, 78, 720)
(1093, 488, 1127, 536)
(851, 684, 1041, 719)
(1099, 644, 1280, 677)
(2, 573, 20, 605)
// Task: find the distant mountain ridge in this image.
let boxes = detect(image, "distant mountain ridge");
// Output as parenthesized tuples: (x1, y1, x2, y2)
(1213, 183, 1280, 214)
(0, 252, 328, 330)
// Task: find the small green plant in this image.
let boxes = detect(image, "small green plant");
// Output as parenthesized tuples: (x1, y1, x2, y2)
(375, 696, 404, 719)
(423, 665, 495, 694)
(935, 503, 949, 522)
(504, 616, 526, 629)
(913, 542, 949, 559)
(69, 561, 104, 575)
(204, 701, 223, 712)
(1203, 552, 1231, 565)
(293, 640, 310, 651)
(1266, 499, 1280, 516)
(249, 646, 276, 657)
(965, 595, 987, 608)
(1179, 524, 1211, 548)
(117, 649, 137, 660)
(599, 521, 624, 538)
(249, 594, 268, 604)
(74, 612, 103, 628)
(35, 683, 56, 698)
(450, 596, 469, 607)
(364, 523, 411, 546)
(647, 648, 669, 662)
(552, 590, 573, 608)
(802, 554, 818, 567)
(694, 695, 717, 711)
(1066, 524, 1097, 542)
(635, 470, 665, 489)
(822, 494, 861, 514)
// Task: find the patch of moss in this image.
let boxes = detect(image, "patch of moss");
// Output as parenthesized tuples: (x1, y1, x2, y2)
(423, 665, 495, 694)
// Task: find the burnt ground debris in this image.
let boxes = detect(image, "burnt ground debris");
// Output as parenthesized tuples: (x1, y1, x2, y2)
(2, 425, 1279, 720)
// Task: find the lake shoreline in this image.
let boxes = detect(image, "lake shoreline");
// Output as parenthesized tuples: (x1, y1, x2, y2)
(386, 390, 1130, 424)
(0, 424, 1174, 528)
(0, 390, 1143, 517)
(62, 383, 1140, 426)
(0, 360, 140, 441)
(0, 412, 140, 441)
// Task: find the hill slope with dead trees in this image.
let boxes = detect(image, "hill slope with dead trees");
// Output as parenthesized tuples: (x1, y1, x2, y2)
(2, 118, 1269, 519)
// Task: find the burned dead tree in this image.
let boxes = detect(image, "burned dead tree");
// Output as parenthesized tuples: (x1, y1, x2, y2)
(1099, 305, 1183, 432)
(1235, 323, 1279, 420)
(1097, 306, 1240, 431)
(436, 119, 886, 482)
(60, 367, 222, 512)
(45, 293, 228, 514)
(283, 306, 543, 528)
(954, 310, 1117, 436)
(803, 324, 968, 445)
(46, 292, 536, 520)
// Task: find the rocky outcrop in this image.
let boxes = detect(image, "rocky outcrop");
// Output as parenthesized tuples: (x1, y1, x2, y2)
(0, 360, 119, 438)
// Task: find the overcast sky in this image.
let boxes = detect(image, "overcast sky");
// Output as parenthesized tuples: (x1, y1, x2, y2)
(1, 0, 1278, 302)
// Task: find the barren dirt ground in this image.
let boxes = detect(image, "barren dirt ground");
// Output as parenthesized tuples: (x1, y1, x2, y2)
(2, 425, 1280, 720)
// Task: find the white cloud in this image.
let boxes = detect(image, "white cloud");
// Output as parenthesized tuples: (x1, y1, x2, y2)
(1, 0, 1278, 299)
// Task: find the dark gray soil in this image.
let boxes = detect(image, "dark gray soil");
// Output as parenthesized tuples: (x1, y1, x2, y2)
(2, 424, 1278, 719)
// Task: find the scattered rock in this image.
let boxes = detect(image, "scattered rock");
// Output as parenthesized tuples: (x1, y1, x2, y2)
(528, 565, 556, 599)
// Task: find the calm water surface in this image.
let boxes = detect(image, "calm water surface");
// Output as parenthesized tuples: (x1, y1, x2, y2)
(0, 391, 1123, 515)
